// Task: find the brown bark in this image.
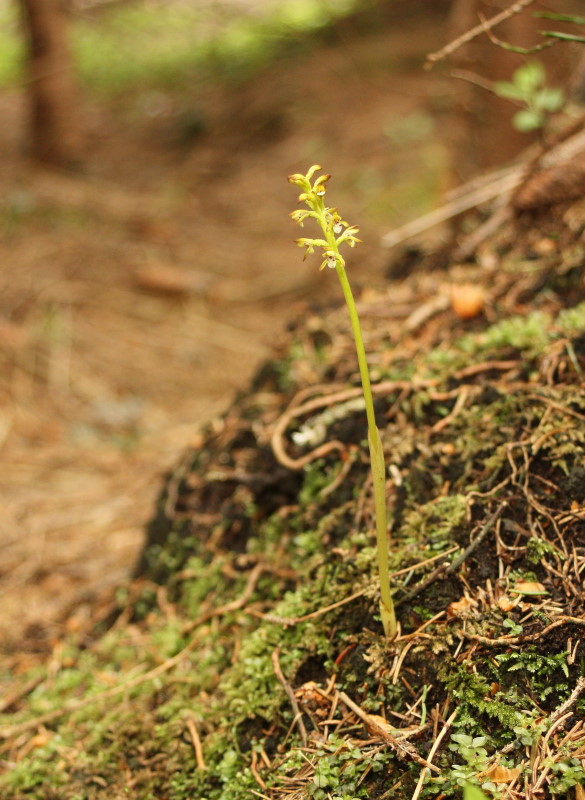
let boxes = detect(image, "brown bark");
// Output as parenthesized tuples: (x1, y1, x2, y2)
(19, 0, 83, 168)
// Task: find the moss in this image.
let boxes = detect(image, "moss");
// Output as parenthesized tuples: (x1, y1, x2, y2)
(4, 229, 585, 798)
(401, 494, 467, 549)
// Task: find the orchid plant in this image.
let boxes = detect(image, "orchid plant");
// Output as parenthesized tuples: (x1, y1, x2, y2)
(288, 165, 397, 638)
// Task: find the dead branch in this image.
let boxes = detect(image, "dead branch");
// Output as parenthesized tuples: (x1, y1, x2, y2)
(272, 647, 308, 747)
(251, 589, 366, 627)
(338, 692, 440, 772)
(182, 562, 267, 634)
(396, 506, 505, 608)
(426, 0, 539, 68)
(186, 717, 206, 770)
(411, 709, 458, 800)
(461, 614, 585, 646)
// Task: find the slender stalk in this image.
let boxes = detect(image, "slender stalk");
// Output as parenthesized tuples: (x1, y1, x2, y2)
(334, 263, 376, 433)
(335, 263, 397, 638)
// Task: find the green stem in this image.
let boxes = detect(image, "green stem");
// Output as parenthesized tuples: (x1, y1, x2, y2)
(334, 264, 376, 433)
(335, 263, 397, 639)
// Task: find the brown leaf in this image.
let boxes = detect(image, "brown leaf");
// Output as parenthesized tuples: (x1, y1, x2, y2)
(447, 595, 477, 618)
(484, 764, 521, 783)
(497, 595, 519, 612)
(510, 581, 547, 596)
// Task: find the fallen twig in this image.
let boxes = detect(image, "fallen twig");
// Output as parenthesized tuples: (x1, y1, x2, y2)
(186, 717, 206, 770)
(395, 563, 450, 609)
(461, 615, 585, 646)
(396, 505, 505, 607)
(0, 564, 269, 740)
(251, 589, 366, 627)
(550, 676, 585, 726)
(425, 0, 539, 67)
(338, 692, 440, 772)
(380, 169, 522, 249)
(271, 380, 437, 470)
(182, 562, 267, 633)
(0, 674, 44, 714)
(0, 631, 205, 740)
(447, 505, 505, 574)
(431, 386, 471, 433)
(411, 709, 458, 800)
(272, 647, 308, 747)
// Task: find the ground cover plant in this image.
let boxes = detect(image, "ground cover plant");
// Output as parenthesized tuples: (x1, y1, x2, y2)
(1, 166, 584, 798)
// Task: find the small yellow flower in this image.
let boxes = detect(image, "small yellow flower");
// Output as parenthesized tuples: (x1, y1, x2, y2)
(296, 236, 328, 260)
(320, 250, 341, 270)
(312, 173, 331, 197)
(336, 226, 361, 248)
(290, 209, 319, 227)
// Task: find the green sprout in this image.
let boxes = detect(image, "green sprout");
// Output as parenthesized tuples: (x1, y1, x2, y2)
(494, 61, 564, 132)
(288, 165, 397, 639)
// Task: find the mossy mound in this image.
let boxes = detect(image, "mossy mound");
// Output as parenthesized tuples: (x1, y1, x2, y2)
(2, 202, 585, 799)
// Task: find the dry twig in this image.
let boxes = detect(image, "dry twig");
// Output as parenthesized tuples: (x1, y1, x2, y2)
(0, 564, 270, 740)
(461, 614, 585, 647)
(396, 505, 505, 609)
(182, 562, 267, 633)
(411, 709, 458, 800)
(0, 631, 206, 740)
(338, 692, 440, 772)
(380, 169, 522, 250)
(272, 647, 308, 747)
(251, 589, 366, 627)
(425, 0, 539, 67)
(186, 717, 206, 770)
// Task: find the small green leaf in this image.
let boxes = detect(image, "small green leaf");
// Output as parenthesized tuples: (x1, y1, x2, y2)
(542, 31, 585, 43)
(535, 11, 585, 24)
(533, 87, 564, 112)
(503, 618, 523, 635)
(494, 81, 528, 101)
(464, 782, 491, 800)
(513, 61, 545, 92)
(513, 108, 543, 132)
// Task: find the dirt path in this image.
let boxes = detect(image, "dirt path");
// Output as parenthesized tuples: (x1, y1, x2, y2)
(0, 11, 450, 651)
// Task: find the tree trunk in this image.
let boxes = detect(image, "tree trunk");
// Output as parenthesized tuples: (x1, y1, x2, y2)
(19, 0, 83, 168)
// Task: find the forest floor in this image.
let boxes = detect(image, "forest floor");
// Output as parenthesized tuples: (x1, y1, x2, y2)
(0, 7, 450, 653)
(2, 5, 585, 800)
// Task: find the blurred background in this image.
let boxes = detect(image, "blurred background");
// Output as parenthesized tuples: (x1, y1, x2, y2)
(0, 0, 582, 649)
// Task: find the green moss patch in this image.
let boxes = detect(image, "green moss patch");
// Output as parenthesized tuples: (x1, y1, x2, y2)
(2, 210, 585, 798)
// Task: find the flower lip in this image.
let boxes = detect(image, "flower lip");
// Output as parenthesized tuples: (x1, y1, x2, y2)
(320, 250, 340, 270)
